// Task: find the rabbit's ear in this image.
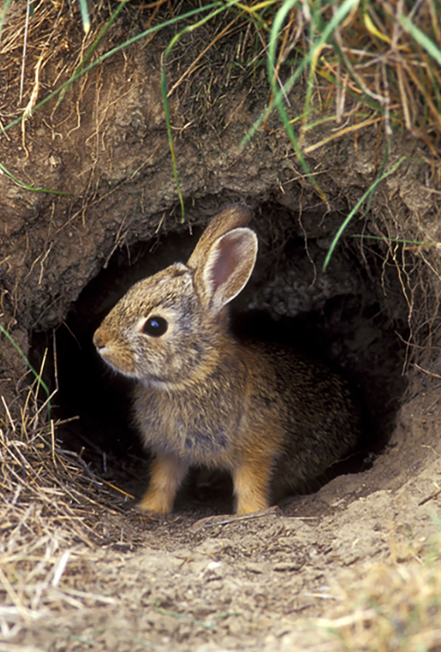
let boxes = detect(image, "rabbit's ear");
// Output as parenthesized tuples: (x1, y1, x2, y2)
(194, 227, 258, 313)
(187, 204, 253, 272)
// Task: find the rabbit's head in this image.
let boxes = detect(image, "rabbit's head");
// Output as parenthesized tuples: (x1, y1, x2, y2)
(93, 204, 258, 388)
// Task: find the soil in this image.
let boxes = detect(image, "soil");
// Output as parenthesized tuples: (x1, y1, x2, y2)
(1, 3, 441, 650)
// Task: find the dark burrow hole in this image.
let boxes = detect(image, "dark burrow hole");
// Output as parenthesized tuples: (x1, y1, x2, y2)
(30, 202, 409, 514)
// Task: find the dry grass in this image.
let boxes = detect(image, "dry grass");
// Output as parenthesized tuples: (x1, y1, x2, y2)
(282, 1, 441, 146)
(0, 383, 142, 642)
(312, 534, 441, 652)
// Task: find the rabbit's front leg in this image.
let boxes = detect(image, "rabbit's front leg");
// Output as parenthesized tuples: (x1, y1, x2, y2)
(232, 457, 272, 514)
(137, 453, 189, 515)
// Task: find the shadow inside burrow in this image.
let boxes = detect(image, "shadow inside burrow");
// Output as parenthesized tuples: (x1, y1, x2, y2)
(29, 202, 409, 515)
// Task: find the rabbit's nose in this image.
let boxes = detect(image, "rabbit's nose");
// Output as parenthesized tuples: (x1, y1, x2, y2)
(93, 328, 108, 349)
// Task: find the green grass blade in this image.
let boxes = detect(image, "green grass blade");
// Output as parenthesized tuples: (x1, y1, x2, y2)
(323, 155, 406, 270)
(399, 14, 441, 66)
(0, 324, 51, 421)
(161, 28, 188, 222)
(244, 0, 360, 175)
(0, 162, 72, 195)
(267, 0, 327, 200)
(352, 234, 437, 247)
(160, 1, 231, 221)
(78, 0, 91, 35)
(0, 0, 14, 46)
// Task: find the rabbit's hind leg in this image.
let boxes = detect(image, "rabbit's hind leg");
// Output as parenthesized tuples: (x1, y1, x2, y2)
(137, 453, 189, 515)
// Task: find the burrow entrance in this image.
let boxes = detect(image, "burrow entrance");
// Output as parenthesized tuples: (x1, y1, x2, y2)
(30, 200, 409, 513)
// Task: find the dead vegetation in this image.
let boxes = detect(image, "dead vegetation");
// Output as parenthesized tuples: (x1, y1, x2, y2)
(0, 384, 146, 641)
(317, 538, 441, 651)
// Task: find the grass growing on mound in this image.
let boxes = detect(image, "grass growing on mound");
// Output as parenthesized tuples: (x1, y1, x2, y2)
(1, 1, 440, 164)
(0, 0, 440, 263)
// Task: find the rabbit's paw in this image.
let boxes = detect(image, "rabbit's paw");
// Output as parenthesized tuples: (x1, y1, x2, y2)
(136, 453, 189, 515)
(136, 490, 174, 515)
(233, 461, 271, 514)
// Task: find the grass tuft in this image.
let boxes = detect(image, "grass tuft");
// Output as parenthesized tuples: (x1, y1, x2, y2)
(0, 324, 52, 420)
(314, 533, 441, 651)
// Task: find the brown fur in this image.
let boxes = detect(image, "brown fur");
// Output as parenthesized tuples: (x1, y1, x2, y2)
(94, 204, 361, 515)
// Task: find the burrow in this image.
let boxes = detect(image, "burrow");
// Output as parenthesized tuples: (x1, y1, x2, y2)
(29, 197, 409, 513)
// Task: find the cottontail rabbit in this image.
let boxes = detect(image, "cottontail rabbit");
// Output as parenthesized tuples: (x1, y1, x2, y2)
(94, 204, 360, 515)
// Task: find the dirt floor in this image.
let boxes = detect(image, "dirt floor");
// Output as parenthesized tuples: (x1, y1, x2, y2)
(2, 2, 441, 650)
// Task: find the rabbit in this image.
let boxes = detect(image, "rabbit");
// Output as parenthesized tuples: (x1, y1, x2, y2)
(93, 203, 361, 515)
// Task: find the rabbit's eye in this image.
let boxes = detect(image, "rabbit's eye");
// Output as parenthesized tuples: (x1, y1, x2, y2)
(142, 316, 168, 337)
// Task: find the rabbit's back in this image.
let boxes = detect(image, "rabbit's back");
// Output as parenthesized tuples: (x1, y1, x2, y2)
(244, 342, 360, 494)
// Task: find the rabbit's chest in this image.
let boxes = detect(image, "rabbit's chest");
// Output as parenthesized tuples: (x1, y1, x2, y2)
(135, 388, 242, 465)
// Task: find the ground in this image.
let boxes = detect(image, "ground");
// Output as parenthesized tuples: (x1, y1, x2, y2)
(6, 394, 441, 651)
(1, 3, 441, 651)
